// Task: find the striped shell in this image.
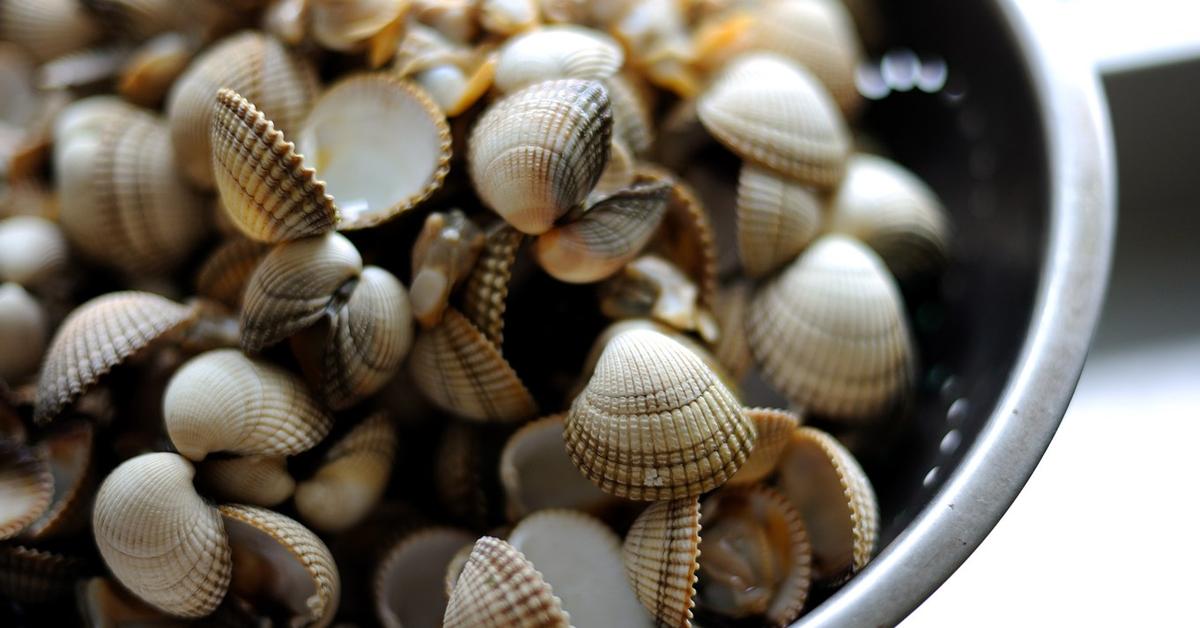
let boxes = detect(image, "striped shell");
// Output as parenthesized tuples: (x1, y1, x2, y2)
(747, 235, 915, 422)
(93, 452, 231, 618)
(564, 328, 755, 500)
(0, 0, 100, 62)
(461, 224, 524, 348)
(197, 455, 295, 507)
(493, 25, 624, 93)
(0, 440, 52, 540)
(499, 414, 614, 520)
(639, 165, 719, 308)
(194, 238, 268, 309)
(468, 79, 612, 235)
(728, 408, 802, 486)
(0, 544, 85, 603)
(578, 319, 738, 401)
(622, 497, 702, 627)
(295, 412, 397, 532)
(0, 216, 69, 287)
(210, 89, 340, 243)
(375, 527, 475, 628)
(35, 291, 194, 424)
(444, 536, 570, 628)
(0, 283, 45, 384)
(592, 136, 636, 199)
(163, 349, 333, 460)
(411, 210, 485, 328)
(737, 163, 824, 277)
(21, 420, 95, 540)
(712, 281, 754, 381)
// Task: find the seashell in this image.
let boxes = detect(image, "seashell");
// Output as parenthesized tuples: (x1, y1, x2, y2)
(499, 414, 614, 520)
(712, 280, 753, 381)
(77, 577, 177, 626)
(5, 88, 69, 181)
(51, 95, 136, 145)
(599, 255, 719, 342)
(0, 544, 85, 603)
(411, 209, 485, 328)
(220, 504, 340, 628)
(0, 283, 46, 384)
(240, 232, 363, 352)
(435, 421, 505, 529)
(746, 234, 915, 421)
(697, 53, 850, 188)
(605, 72, 654, 156)
(0, 439, 52, 540)
(0, 0, 100, 62)
(828, 154, 951, 278)
(411, 0, 477, 44)
(295, 412, 397, 532)
(509, 509, 653, 627)
(697, 485, 812, 626)
(408, 52, 497, 117)
(443, 542, 473, 598)
(534, 180, 670, 283)
(296, 74, 452, 229)
(468, 79, 612, 235)
(0, 216, 68, 288)
(564, 327, 755, 500)
(263, 0, 309, 45)
(592, 136, 636, 200)
(461, 223, 524, 348)
(375, 527, 476, 628)
(35, 291, 194, 424)
(211, 88, 341, 244)
(311, 0, 409, 66)
(93, 452, 231, 617)
(776, 426, 877, 585)
(0, 43, 36, 125)
(493, 25, 623, 94)
(83, 0, 182, 40)
(0, 177, 58, 220)
(736, 163, 824, 277)
(194, 238, 268, 310)
(166, 31, 319, 189)
(410, 308, 538, 422)
(638, 165, 719, 308)
(537, 0, 586, 23)
(727, 408, 801, 486)
(163, 349, 333, 460)
(444, 536, 570, 628)
(621, 497, 702, 627)
(197, 455, 295, 507)
(479, 0, 538, 36)
(39, 45, 127, 93)
(22, 420, 95, 539)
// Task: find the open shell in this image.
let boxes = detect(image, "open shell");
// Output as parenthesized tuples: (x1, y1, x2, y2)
(493, 25, 624, 93)
(375, 527, 476, 628)
(468, 78, 612, 235)
(197, 455, 295, 507)
(639, 165, 719, 308)
(194, 237, 268, 310)
(747, 234, 915, 422)
(444, 536, 570, 628)
(35, 291, 194, 424)
(0, 0, 100, 62)
(0, 440, 52, 540)
(0, 544, 85, 603)
(622, 497, 702, 627)
(737, 163, 824, 277)
(93, 452, 231, 618)
(564, 327, 755, 500)
(21, 420, 95, 539)
(0, 215, 69, 287)
(599, 255, 718, 342)
(295, 412, 397, 532)
(164, 349, 333, 460)
(0, 282, 46, 384)
(577, 319, 738, 401)
(726, 408, 802, 487)
(462, 223, 524, 348)
(411, 210, 485, 328)
(499, 414, 614, 520)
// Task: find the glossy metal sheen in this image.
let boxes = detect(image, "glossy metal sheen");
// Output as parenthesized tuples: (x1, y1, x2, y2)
(795, 0, 1115, 625)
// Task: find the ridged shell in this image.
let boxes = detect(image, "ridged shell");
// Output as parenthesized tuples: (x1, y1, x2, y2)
(509, 509, 653, 627)
(592, 136, 636, 200)
(311, 0, 408, 65)
(468, 79, 612, 235)
(240, 232, 363, 352)
(22, 420, 94, 539)
(117, 32, 195, 108)
(375, 527, 475, 628)
(0, 283, 46, 383)
(0, 0, 100, 62)
(263, 0, 309, 45)
(220, 504, 340, 628)
(410, 308, 538, 422)
(163, 349, 333, 460)
(411, 210, 485, 328)
(444, 536, 569, 628)
(493, 25, 624, 93)
(0, 545, 84, 603)
(737, 163, 824, 277)
(93, 452, 231, 617)
(0, 440, 52, 539)
(747, 235, 915, 421)
(776, 427, 876, 585)
(211, 88, 340, 243)
(166, 31, 319, 188)
(461, 224, 524, 348)
(727, 408, 801, 486)
(296, 74, 452, 229)
(828, 154, 951, 278)
(534, 180, 670, 283)
(605, 73, 654, 155)
(598, 255, 718, 341)
(712, 281, 754, 381)
(499, 414, 614, 520)
(639, 165, 719, 308)
(0, 216, 69, 287)
(194, 237, 268, 310)
(197, 455, 295, 507)
(35, 291, 194, 424)
(479, 0, 538, 35)
(564, 328, 755, 500)
(622, 497, 702, 627)
(295, 412, 397, 532)
(697, 53, 850, 188)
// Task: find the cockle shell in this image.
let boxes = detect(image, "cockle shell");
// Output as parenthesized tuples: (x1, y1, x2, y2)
(0, 216, 69, 288)
(197, 455, 295, 507)
(462, 223, 524, 348)
(163, 349, 333, 460)
(712, 280, 753, 381)
(727, 408, 802, 486)
(599, 255, 719, 341)
(241, 232, 363, 352)
(493, 25, 624, 93)
(295, 412, 397, 532)
(776, 426, 877, 584)
(166, 31, 319, 188)
(194, 238, 268, 309)
(737, 163, 824, 277)
(296, 74, 452, 229)
(375, 527, 475, 628)
(479, 0, 538, 36)
(564, 328, 755, 500)
(0, 544, 85, 603)
(468, 79, 612, 235)
(406, 51, 497, 117)
(263, 0, 309, 45)
(534, 180, 670, 283)
(0, 440, 52, 540)
(747, 234, 915, 421)
(411, 0, 477, 43)
(444, 536, 570, 628)
(35, 291, 194, 424)
(639, 165, 719, 308)
(211, 88, 341, 244)
(411, 209, 485, 328)
(592, 136, 636, 200)
(410, 308, 538, 422)
(0, 283, 46, 384)
(36, 45, 127, 93)
(0, 0, 100, 62)
(828, 154, 951, 278)
(22, 420, 94, 539)
(499, 414, 614, 520)
(509, 510, 653, 627)
(84, 0, 182, 40)
(93, 452, 231, 617)
(310, 0, 408, 66)
(605, 72, 654, 156)
(578, 319, 738, 400)
(697, 53, 850, 188)
(621, 497, 702, 627)
(117, 32, 195, 108)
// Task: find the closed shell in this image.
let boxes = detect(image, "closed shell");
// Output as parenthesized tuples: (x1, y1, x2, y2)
(197, 455, 295, 507)
(444, 536, 569, 628)
(0, 283, 46, 384)
(0, 440, 52, 540)
(493, 25, 624, 93)
(622, 497, 702, 627)
(737, 163, 824, 277)
(461, 223, 524, 348)
(727, 408, 802, 486)
(0, 216, 69, 287)
(499, 414, 614, 520)
(194, 237, 268, 309)
(599, 255, 718, 341)
(295, 411, 397, 532)
(375, 527, 475, 628)
(0, 0, 100, 62)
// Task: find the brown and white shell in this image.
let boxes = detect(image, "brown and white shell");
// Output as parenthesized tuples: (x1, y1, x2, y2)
(736, 163, 824, 277)
(697, 53, 850, 188)
(599, 255, 719, 342)
(93, 452, 231, 617)
(21, 420, 95, 540)
(405, 49, 497, 117)
(0, 216, 69, 288)
(639, 165, 719, 308)
(727, 408, 802, 486)
(411, 210, 485, 328)
(35, 291, 194, 424)
(163, 349, 333, 460)
(117, 32, 195, 108)
(197, 455, 296, 507)
(0, 0, 100, 62)
(295, 412, 397, 532)
(0, 440, 52, 540)
(499, 414, 615, 521)
(468, 79, 612, 235)
(444, 536, 570, 628)
(461, 223, 524, 348)
(0, 283, 46, 384)
(194, 237, 269, 310)
(747, 234, 915, 422)
(622, 497, 702, 627)
(375, 527, 476, 628)
(493, 25, 624, 93)
(310, 0, 408, 66)
(0, 544, 85, 604)
(479, 0, 539, 36)
(564, 328, 755, 500)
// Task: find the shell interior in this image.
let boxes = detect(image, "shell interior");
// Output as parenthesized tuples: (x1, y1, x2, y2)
(376, 527, 475, 628)
(224, 514, 326, 625)
(499, 415, 613, 520)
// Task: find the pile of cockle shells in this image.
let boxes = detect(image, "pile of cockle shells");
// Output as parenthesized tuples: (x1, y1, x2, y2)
(0, 0, 950, 626)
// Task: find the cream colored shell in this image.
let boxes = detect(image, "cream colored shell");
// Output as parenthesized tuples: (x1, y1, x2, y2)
(736, 163, 824, 277)
(375, 527, 475, 628)
(461, 224, 524, 348)
(194, 237, 268, 310)
(622, 497, 702, 627)
(295, 412, 397, 532)
(0, 283, 45, 384)
(21, 420, 95, 540)
(0, 216, 69, 288)
(727, 408, 802, 486)
(411, 210, 485, 328)
(0, 440, 52, 540)
(493, 25, 624, 93)
(0, 0, 100, 62)
(197, 455, 295, 507)
(444, 536, 569, 628)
